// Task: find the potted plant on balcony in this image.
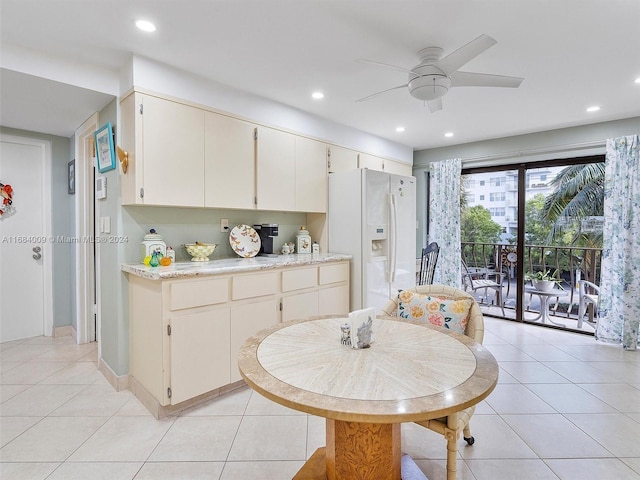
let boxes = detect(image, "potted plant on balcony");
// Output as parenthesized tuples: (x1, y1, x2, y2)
(525, 269, 563, 292)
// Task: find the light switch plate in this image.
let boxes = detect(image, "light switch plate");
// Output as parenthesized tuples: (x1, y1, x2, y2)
(96, 176, 107, 200)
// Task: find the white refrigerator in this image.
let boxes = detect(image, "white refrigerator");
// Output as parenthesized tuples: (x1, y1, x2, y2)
(328, 168, 417, 312)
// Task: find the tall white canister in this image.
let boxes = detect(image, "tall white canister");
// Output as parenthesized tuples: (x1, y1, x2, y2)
(296, 225, 312, 254)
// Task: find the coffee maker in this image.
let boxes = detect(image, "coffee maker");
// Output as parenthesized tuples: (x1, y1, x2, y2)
(253, 223, 279, 256)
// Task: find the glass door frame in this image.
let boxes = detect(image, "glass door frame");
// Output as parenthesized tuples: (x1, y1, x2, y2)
(462, 154, 604, 325)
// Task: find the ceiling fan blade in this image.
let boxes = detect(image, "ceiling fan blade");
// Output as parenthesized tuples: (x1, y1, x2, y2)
(435, 34, 497, 75)
(451, 71, 524, 88)
(355, 84, 408, 103)
(427, 98, 442, 113)
(357, 59, 418, 77)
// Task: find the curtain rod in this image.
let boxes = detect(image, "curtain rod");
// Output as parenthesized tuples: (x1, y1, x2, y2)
(460, 139, 606, 164)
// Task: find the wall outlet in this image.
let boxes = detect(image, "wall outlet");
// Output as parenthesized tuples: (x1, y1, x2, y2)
(220, 218, 229, 233)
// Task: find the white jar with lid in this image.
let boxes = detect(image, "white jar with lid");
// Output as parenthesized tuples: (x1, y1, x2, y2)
(296, 226, 312, 254)
(141, 228, 166, 262)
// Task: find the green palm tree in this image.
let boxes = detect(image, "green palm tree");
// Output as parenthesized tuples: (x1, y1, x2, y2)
(543, 162, 605, 246)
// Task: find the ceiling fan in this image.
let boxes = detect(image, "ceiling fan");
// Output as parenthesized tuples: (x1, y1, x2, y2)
(356, 34, 523, 112)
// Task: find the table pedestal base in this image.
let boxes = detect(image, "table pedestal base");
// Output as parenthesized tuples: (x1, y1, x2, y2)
(294, 420, 401, 480)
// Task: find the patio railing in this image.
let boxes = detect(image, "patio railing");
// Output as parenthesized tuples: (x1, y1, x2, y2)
(461, 242, 602, 326)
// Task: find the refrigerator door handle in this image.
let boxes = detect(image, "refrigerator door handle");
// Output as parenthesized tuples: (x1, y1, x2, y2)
(389, 193, 398, 283)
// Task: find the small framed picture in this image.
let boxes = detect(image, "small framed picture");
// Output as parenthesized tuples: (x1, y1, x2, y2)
(94, 122, 116, 173)
(68, 159, 75, 194)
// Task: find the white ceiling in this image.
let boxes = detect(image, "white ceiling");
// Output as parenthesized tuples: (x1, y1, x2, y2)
(1, 0, 639, 149)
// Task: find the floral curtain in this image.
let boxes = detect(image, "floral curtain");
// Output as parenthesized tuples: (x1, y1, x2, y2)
(596, 135, 640, 350)
(429, 158, 462, 288)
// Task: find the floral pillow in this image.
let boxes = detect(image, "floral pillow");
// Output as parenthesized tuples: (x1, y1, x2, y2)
(397, 290, 473, 334)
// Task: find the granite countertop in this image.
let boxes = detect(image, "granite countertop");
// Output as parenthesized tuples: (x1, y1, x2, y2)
(121, 253, 352, 280)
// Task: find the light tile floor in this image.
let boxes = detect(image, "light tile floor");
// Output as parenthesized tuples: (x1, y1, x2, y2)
(1, 317, 640, 480)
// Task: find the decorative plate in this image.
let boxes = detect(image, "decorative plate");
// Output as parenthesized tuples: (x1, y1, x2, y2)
(229, 224, 261, 258)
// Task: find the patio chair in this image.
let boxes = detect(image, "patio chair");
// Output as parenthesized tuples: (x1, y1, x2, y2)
(417, 242, 439, 285)
(578, 280, 600, 328)
(461, 260, 506, 316)
(381, 285, 485, 480)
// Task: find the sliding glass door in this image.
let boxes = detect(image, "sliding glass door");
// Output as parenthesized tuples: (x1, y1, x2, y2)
(461, 156, 604, 332)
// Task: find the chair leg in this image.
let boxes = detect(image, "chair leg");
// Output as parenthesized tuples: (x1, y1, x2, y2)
(445, 430, 458, 480)
(463, 424, 475, 445)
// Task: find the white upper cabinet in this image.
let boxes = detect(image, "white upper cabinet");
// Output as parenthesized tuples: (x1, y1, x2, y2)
(358, 152, 385, 172)
(120, 92, 205, 206)
(384, 158, 413, 177)
(295, 136, 327, 213)
(256, 126, 296, 211)
(204, 113, 256, 209)
(328, 145, 358, 173)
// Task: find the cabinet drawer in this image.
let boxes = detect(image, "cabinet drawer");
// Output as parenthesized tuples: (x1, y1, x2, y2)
(319, 262, 349, 285)
(232, 272, 278, 300)
(282, 267, 318, 292)
(169, 277, 229, 311)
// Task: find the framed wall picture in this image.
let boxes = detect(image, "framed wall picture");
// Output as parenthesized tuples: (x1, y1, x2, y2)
(94, 122, 116, 173)
(68, 159, 75, 194)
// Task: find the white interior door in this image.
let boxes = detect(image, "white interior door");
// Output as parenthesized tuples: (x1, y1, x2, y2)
(0, 136, 52, 342)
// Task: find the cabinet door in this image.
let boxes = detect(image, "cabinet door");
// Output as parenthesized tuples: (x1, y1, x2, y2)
(169, 308, 230, 404)
(384, 159, 413, 176)
(358, 153, 384, 172)
(230, 299, 278, 382)
(204, 113, 256, 209)
(318, 285, 350, 316)
(281, 291, 318, 322)
(256, 126, 295, 211)
(295, 137, 327, 213)
(328, 145, 358, 174)
(140, 95, 205, 207)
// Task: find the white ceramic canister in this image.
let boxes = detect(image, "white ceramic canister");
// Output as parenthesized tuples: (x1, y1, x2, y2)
(296, 226, 312, 254)
(141, 228, 167, 262)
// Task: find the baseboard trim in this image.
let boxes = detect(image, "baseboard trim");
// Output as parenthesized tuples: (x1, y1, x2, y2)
(129, 375, 247, 419)
(98, 358, 129, 392)
(53, 325, 76, 338)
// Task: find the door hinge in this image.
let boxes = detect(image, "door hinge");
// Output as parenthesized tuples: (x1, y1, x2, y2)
(254, 128, 258, 140)
(140, 188, 144, 198)
(279, 301, 283, 311)
(167, 324, 171, 336)
(167, 387, 172, 398)
(139, 103, 144, 114)
(93, 304, 98, 315)
(254, 196, 258, 205)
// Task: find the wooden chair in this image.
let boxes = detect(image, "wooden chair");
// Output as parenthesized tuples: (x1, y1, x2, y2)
(381, 285, 485, 480)
(417, 242, 439, 286)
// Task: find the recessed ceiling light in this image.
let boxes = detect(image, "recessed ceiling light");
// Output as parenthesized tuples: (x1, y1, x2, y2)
(395, 126, 405, 132)
(586, 106, 600, 113)
(444, 132, 454, 138)
(635, 77, 640, 84)
(135, 20, 156, 32)
(311, 92, 324, 100)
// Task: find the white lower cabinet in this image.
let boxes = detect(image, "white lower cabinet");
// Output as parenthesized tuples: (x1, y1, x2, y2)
(169, 308, 231, 404)
(230, 298, 278, 382)
(128, 260, 349, 415)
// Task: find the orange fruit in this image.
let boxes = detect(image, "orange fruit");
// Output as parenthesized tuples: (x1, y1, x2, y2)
(160, 257, 171, 266)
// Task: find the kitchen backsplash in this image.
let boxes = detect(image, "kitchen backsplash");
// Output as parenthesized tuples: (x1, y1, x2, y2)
(123, 205, 308, 263)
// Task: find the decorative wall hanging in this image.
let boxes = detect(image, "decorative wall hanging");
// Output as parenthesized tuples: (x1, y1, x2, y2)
(68, 159, 75, 194)
(94, 122, 116, 173)
(0, 182, 14, 216)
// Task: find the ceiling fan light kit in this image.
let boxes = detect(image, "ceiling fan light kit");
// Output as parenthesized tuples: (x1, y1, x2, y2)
(357, 34, 524, 111)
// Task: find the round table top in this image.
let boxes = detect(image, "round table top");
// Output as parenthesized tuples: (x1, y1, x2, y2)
(525, 286, 566, 297)
(238, 316, 499, 423)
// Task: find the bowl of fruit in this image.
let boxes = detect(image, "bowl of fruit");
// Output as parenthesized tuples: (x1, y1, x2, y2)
(184, 242, 217, 262)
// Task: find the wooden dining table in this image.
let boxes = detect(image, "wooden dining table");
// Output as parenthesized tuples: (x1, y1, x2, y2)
(238, 315, 499, 480)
